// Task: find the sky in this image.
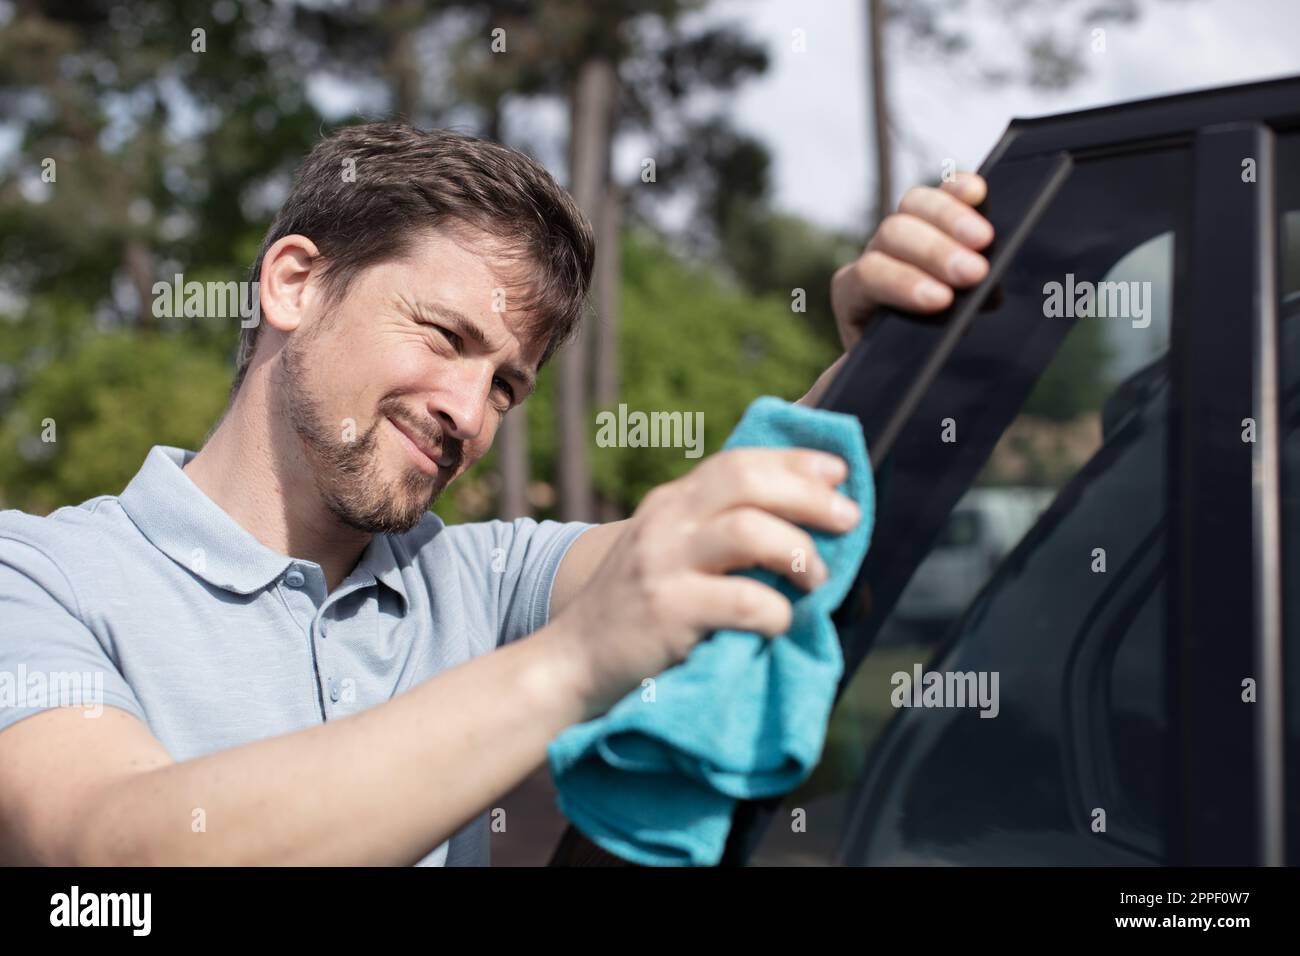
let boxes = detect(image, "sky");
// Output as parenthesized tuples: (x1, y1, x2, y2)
(701, 0, 1300, 233)
(9, 0, 1289, 241)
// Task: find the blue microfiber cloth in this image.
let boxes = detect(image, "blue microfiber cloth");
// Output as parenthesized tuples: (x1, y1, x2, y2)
(546, 395, 875, 866)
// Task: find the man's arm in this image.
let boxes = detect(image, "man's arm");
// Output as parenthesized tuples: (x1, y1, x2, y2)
(2, 442, 857, 866)
(0, 621, 591, 866)
(550, 519, 629, 619)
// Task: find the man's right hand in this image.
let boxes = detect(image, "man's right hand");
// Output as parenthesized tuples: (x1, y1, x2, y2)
(550, 447, 861, 719)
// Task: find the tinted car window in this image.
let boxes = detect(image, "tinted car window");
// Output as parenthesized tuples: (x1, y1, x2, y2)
(751, 146, 1188, 865)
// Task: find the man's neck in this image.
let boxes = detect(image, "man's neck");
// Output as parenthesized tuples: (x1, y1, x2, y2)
(181, 376, 371, 593)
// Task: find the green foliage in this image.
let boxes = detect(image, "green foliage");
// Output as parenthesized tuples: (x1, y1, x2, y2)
(719, 205, 862, 347)
(0, 333, 231, 512)
(0, 2, 845, 527)
(644, 116, 861, 348)
(588, 229, 838, 510)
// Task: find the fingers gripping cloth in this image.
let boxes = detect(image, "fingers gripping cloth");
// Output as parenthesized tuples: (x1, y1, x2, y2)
(546, 395, 876, 866)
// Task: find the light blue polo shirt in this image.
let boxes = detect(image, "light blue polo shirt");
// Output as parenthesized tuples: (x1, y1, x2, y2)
(0, 445, 595, 866)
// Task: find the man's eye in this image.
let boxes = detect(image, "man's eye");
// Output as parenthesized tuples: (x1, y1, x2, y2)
(433, 325, 461, 348)
(493, 377, 516, 404)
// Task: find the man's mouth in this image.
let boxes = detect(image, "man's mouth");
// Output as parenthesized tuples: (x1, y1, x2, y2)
(386, 415, 454, 476)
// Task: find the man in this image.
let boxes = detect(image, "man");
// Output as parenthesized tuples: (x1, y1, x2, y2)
(0, 123, 993, 865)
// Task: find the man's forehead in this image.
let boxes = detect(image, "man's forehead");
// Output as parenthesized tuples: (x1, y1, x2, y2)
(396, 228, 530, 304)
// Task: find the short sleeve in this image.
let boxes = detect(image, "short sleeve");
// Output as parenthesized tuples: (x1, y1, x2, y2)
(439, 518, 596, 648)
(506, 518, 597, 645)
(0, 535, 147, 735)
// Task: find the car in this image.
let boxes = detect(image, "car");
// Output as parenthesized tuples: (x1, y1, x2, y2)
(547, 73, 1300, 868)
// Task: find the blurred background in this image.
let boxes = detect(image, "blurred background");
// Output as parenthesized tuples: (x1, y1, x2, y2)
(2, 0, 1296, 528)
(2, 0, 1299, 864)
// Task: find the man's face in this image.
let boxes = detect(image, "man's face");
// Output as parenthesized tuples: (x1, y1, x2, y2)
(277, 229, 543, 534)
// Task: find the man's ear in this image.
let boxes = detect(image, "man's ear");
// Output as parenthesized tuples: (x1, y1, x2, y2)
(258, 235, 321, 336)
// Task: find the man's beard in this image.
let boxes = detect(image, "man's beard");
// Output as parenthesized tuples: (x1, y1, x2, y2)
(278, 336, 449, 534)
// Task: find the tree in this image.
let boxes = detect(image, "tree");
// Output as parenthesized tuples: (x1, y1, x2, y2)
(867, 0, 1201, 220)
(0, 0, 832, 523)
(868, 0, 892, 226)
(0, 333, 231, 511)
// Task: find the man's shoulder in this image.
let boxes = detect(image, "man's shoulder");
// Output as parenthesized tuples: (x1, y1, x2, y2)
(0, 496, 127, 564)
(0, 498, 135, 614)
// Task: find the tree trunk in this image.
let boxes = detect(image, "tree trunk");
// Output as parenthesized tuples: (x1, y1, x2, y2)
(386, 2, 422, 122)
(498, 409, 531, 519)
(481, 102, 533, 521)
(125, 239, 154, 328)
(868, 0, 892, 226)
(560, 56, 616, 522)
(594, 185, 623, 522)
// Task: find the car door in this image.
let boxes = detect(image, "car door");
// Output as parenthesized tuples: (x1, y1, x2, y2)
(733, 77, 1299, 867)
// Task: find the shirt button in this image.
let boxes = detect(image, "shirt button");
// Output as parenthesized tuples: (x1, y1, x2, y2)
(285, 568, 305, 588)
(329, 681, 340, 703)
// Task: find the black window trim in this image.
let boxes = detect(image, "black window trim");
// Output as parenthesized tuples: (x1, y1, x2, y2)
(1251, 124, 1285, 866)
(1168, 121, 1278, 865)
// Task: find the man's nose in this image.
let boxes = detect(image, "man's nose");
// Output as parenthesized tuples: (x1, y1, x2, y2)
(426, 362, 492, 441)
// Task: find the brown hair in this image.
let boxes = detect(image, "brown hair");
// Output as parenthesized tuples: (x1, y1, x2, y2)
(231, 122, 594, 396)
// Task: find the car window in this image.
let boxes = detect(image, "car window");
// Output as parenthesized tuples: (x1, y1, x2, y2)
(750, 146, 1188, 866)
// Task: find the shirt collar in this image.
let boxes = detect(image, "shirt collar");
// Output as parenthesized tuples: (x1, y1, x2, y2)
(118, 445, 410, 612)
